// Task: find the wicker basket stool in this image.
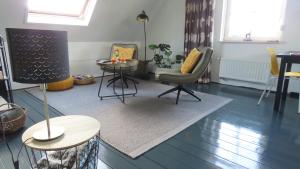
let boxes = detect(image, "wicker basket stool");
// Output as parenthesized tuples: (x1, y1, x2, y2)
(0, 103, 26, 134)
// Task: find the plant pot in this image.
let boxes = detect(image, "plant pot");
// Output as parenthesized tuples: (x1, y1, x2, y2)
(135, 60, 151, 79)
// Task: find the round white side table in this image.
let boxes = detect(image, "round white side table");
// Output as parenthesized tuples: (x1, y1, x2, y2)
(22, 115, 101, 169)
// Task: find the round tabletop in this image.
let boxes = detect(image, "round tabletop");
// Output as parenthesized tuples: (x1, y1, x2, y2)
(97, 59, 138, 69)
(22, 115, 101, 151)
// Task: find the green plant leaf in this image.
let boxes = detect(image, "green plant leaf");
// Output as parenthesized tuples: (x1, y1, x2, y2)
(148, 44, 159, 50)
(165, 51, 172, 57)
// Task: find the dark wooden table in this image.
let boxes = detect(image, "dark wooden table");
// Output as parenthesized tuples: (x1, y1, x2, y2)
(274, 51, 300, 112)
(97, 60, 138, 103)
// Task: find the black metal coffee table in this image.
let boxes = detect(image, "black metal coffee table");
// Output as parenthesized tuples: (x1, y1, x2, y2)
(97, 60, 138, 103)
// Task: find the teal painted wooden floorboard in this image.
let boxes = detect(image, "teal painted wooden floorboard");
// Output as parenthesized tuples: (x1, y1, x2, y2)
(193, 113, 300, 166)
(192, 119, 300, 168)
(97, 159, 113, 169)
(101, 141, 165, 169)
(99, 143, 138, 169)
(155, 143, 220, 169)
(166, 139, 246, 169)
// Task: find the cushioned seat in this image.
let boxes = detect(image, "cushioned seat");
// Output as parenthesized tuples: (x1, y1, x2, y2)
(156, 47, 213, 104)
(47, 76, 74, 91)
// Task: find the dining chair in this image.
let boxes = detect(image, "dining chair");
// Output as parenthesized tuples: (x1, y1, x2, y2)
(258, 48, 300, 107)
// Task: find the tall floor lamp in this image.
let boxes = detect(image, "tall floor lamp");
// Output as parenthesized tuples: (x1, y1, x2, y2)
(136, 10, 149, 61)
(6, 28, 70, 141)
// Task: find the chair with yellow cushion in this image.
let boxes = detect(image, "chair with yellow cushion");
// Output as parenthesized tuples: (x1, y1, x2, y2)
(258, 48, 300, 104)
(156, 47, 213, 104)
(47, 76, 74, 91)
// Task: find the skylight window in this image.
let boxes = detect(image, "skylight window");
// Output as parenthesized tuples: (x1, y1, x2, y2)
(27, 0, 97, 26)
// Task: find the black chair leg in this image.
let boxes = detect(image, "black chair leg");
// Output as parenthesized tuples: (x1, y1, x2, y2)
(107, 76, 120, 87)
(186, 88, 194, 94)
(123, 78, 129, 88)
(158, 85, 201, 104)
(126, 77, 139, 84)
(176, 89, 182, 104)
(107, 76, 130, 88)
(158, 86, 179, 98)
(182, 88, 202, 101)
(108, 76, 118, 82)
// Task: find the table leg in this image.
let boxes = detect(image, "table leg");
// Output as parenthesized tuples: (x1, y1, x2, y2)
(274, 59, 287, 111)
(113, 67, 116, 94)
(132, 79, 138, 95)
(59, 151, 63, 168)
(75, 147, 78, 168)
(298, 82, 300, 113)
(279, 63, 292, 112)
(107, 76, 121, 87)
(120, 67, 125, 103)
(126, 77, 138, 95)
(44, 151, 50, 168)
(31, 149, 39, 167)
(123, 77, 129, 88)
(24, 146, 34, 168)
(98, 70, 105, 98)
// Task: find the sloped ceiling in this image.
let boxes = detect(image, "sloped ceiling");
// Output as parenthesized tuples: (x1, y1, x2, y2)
(0, 0, 165, 41)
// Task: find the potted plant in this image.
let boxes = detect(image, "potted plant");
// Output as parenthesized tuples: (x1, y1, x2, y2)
(148, 43, 173, 68)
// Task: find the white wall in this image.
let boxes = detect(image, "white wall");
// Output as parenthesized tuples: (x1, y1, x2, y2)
(147, 0, 186, 60)
(145, 0, 186, 72)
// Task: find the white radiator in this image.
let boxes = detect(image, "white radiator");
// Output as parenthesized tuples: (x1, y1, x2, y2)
(219, 58, 269, 84)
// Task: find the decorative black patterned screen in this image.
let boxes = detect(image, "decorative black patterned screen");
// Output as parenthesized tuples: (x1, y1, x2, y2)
(6, 28, 70, 84)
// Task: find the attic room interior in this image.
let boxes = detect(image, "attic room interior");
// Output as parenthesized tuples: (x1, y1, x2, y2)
(0, 0, 300, 168)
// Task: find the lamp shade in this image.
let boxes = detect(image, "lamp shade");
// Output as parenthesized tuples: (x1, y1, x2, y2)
(6, 28, 70, 84)
(136, 11, 149, 23)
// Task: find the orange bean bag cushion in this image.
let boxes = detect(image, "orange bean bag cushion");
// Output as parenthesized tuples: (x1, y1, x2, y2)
(47, 76, 74, 91)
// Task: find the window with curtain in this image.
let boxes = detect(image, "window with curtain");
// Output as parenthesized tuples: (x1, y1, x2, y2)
(221, 0, 287, 42)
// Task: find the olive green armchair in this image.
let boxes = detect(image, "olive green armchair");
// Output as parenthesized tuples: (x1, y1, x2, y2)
(156, 47, 213, 104)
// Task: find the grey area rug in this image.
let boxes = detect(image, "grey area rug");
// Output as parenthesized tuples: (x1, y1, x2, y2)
(27, 78, 232, 158)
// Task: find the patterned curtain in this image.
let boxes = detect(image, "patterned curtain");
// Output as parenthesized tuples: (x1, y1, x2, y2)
(184, 0, 214, 83)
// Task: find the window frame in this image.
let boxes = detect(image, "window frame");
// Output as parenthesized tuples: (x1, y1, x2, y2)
(220, 0, 287, 43)
(26, 0, 97, 26)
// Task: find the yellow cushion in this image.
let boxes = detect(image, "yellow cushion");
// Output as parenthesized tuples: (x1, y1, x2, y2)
(181, 48, 202, 74)
(267, 48, 280, 76)
(47, 76, 74, 91)
(113, 46, 135, 60)
(285, 72, 300, 77)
